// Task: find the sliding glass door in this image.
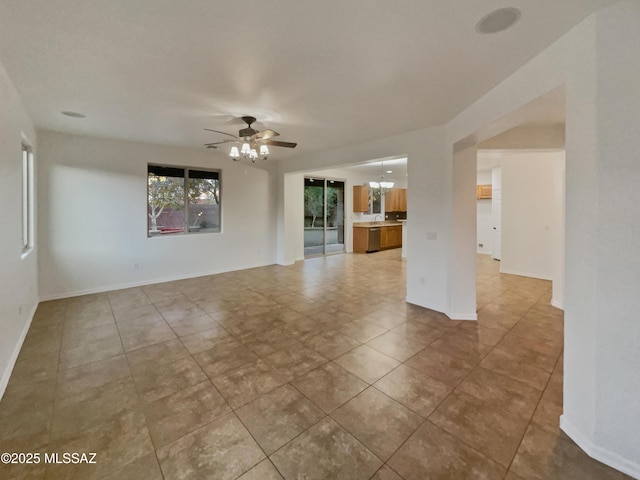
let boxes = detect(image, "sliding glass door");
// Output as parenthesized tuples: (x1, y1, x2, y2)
(304, 177, 345, 257)
(326, 179, 345, 254)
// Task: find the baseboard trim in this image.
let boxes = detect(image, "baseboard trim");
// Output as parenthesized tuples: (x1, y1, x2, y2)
(560, 415, 640, 479)
(405, 297, 477, 321)
(277, 260, 296, 266)
(499, 267, 553, 281)
(405, 296, 447, 316)
(0, 302, 39, 401)
(448, 313, 478, 321)
(39, 261, 276, 301)
(550, 298, 564, 310)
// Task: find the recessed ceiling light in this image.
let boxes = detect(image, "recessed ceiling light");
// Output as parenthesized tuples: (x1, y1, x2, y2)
(476, 7, 521, 34)
(61, 111, 86, 118)
(386, 170, 393, 174)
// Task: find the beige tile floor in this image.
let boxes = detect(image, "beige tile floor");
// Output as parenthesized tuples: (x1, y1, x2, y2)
(0, 250, 631, 480)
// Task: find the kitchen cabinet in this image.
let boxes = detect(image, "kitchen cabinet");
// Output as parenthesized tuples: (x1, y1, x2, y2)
(385, 188, 407, 212)
(477, 184, 492, 199)
(353, 223, 402, 253)
(353, 226, 370, 253)
(380, 225, 402, 249)
(397, 189, 407, 211)
(353, 185, 369, 212)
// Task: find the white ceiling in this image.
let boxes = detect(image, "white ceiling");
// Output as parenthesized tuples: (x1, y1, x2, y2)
(0, 0, 617, 159)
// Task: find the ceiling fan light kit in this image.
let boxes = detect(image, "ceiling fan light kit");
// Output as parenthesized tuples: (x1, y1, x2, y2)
(204, 115, 296, 163)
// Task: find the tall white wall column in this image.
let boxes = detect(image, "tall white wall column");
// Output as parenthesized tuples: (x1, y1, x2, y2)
(450, 145, 478, 319)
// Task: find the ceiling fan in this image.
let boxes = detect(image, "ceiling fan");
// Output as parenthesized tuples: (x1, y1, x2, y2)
(204, 115, 297, 162)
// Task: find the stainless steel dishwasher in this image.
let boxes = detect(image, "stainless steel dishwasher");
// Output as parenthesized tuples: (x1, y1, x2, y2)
(367, 227, 381, 253)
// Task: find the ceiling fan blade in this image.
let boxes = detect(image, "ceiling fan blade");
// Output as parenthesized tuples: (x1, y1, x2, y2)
(204, 128, 238, 139)
(204, 139, 236, 145)
(263, 139, 297, 148)
(253, 129, 280, 141)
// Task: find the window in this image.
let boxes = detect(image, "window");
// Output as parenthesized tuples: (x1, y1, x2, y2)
(369, 187, 382, 214)
(21, 143, 34, 253)
(147, 165, 220, 236)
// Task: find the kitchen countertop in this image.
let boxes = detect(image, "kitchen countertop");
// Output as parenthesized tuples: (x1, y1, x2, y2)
(353, 221, 404, 228)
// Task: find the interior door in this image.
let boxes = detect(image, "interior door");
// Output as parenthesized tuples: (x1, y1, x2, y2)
(492, 167, 502, 260)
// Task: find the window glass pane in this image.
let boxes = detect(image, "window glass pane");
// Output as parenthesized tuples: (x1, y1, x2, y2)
(148, 171, 185, 235)
(22, 146, 29, 249)
(189, 169, 219, 180)
(148, 165, 185, 178)
(326, 180, 345, 254)
(371, 188, 382, 214)
(303, 177, 326, 255)
(187, 174, 220, 233)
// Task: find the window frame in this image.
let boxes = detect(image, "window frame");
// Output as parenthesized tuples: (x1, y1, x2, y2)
(147, 164, 222, 237)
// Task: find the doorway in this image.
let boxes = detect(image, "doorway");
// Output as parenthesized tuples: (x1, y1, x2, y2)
(303, 177, 345, 257)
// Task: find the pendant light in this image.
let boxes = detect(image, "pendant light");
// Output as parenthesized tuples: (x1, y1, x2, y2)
(369, 161, 395, 194)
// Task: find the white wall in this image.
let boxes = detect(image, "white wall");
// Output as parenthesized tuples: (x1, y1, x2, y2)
(38, 131, 278, 299)
(479, 123, 565, 150)
(278, 172, 302, 265)
(591, 1, 640, 471)
(476, 169, 493, 254)
(451, 146, 478, 320)
(500, 150, 565, 281)
(0, 63, 39, 397)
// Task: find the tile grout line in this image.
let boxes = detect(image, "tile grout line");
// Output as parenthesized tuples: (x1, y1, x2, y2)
(44, 299, 68, 474)
(414, 286, 557, 474)
(502, 346, 564, 478)
(17, 254, 569, 480)
(109, 291, 169, 480)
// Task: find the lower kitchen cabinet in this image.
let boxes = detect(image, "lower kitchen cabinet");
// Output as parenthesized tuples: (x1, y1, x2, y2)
(381, 225, 402, 249)
(353, 227, 370, 253)
(353, 224, 402, 253)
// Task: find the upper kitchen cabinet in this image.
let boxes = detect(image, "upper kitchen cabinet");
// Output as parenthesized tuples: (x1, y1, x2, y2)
(385, 188, 407, 212)
(397, 189, 407, 211)
(353, 185, 369, 212)
(477, 184, 492, 199)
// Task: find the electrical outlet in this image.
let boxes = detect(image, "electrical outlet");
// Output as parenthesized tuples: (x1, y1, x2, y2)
(133, 263, 140, 270)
